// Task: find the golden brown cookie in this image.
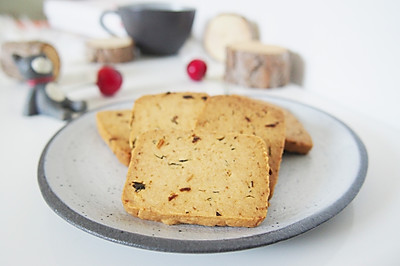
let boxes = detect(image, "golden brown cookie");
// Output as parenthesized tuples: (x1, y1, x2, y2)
(195, 95, 285, 198)
(129, 92, 209, 148)
(281, 108, 313, 154)
(96, 110, 131, 166)
(259, 101, 313, 154)
(122, 129, 270, 227)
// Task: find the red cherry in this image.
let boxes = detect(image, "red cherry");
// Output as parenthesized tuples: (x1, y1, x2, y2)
(187, 59, 207, 81)
(96, 65, 123, 96)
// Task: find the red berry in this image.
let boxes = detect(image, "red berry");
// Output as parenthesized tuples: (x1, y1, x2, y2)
(96, 65, 123, 96)
(187, 59, 207, 81)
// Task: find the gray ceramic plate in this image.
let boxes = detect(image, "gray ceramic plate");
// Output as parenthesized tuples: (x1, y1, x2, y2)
(38, 95, 368, 253)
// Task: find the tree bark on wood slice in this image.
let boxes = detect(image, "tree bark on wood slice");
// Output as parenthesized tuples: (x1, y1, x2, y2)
(224, 41, 291, 88)
(203, 13, 258, 62)
(0, 41, 61, 81)
(86, 37, 135, 63)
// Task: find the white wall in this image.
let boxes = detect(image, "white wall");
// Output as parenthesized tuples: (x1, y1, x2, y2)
(168, 0, 400, 128)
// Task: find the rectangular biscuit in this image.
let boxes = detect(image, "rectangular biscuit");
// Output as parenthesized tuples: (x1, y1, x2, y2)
(195, 95, 286, 198)
(281, 108, 313, 154)
(129, 92, 209, 148)
(258, 100, 313, 154)
(122, 129, 270, 227)
(96, 110, 132, 166)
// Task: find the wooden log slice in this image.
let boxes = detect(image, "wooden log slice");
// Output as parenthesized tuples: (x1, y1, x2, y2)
(86, 37, 135, 63)
(0, 41, 61, 81)
(203, 13, 258, 62)
(224, 41, 290, 88)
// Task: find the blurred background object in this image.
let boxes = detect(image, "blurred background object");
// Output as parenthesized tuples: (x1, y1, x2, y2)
(1, 0, 399, 130)
(0, 0, 45, 20)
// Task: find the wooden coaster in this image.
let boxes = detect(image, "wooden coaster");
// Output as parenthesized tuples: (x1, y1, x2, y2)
(224, 41, 290, 88)
(203, 13, 258, 62)
(86, 37, 135, 63)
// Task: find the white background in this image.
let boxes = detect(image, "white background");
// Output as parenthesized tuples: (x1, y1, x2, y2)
(43, 0, 400, 130)
(183, 0, 400, 131)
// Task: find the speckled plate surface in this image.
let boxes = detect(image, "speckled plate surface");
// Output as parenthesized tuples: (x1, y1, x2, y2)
(38, 94, 368, 253)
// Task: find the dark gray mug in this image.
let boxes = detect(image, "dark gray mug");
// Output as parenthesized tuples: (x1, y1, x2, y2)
(100, 3, 195, 55)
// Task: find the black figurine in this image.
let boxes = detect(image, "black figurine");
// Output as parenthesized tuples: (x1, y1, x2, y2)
(13, 53, 87, 120)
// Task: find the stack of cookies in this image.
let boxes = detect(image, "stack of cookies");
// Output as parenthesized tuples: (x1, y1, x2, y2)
(96, 92, 313, 227)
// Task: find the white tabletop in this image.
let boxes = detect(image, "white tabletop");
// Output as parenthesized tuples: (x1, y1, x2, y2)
(1, 33, 400, 265)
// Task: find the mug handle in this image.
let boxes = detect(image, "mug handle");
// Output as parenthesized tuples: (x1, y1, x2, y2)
(99, 10, 118, 36)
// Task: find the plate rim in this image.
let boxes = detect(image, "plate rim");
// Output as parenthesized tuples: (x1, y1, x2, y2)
(37, 94, 368, 253)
